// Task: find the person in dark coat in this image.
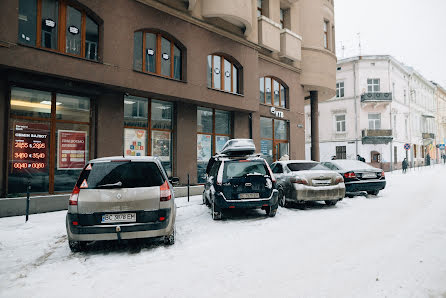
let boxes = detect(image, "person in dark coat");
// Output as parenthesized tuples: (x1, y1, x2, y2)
(402, 158, 408, 173)
(426, 153, 431, 166)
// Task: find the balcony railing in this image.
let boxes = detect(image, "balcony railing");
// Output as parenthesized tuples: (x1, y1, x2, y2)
(362, 129, 393, 144)
(361, 92, 392, 103)
(422, 133, 435, 139)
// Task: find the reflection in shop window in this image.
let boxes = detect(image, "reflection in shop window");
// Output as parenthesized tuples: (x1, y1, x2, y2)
(207, 54, 241, 94)
(260, 117, 289, 163)
(259, 76, 287, 108)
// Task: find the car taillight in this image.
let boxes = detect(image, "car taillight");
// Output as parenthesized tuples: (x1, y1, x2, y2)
(381, 171, 385, 177)
(160, 181, 171, 201)
(69, 185, 80, 206)
(335, 176, 344, 184)
(216, 161, 224, 186)
(291, 177, 308, 185)
(265, 161, 276, 182)
(344, 172, 356, 179)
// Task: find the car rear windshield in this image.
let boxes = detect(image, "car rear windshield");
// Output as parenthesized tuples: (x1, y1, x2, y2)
(76, 161, 165, 189)
(223, 160, 268, 179)
(332, 160, 375, 170)
(287, 163, 328, 171)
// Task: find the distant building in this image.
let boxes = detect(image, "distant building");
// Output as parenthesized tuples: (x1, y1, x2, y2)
(305, 55, 440, 170)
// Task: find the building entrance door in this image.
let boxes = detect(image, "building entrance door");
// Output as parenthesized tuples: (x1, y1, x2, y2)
(274, 141, 289, 161)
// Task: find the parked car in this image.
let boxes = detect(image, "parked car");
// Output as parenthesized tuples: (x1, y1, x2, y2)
(321, 159, 386, 196)
(203, 139, 279, 220)
(271, 160, 345, 207)
(66, 156, 177, 252)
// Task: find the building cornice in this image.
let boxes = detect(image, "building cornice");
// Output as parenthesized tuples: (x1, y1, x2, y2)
(258, 54, 301, 74)
(301, 46, 337, 60)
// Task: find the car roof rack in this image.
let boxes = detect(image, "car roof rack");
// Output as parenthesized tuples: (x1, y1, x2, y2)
(219, 139, 256, 156)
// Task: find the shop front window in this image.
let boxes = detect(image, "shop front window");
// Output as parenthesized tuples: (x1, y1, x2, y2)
(260, 117, 289, 164)
(123, 96, 174, 176)
(197, 108, 232, 183)
(17, 0, 99, 61)
(8, 87, 91, 196)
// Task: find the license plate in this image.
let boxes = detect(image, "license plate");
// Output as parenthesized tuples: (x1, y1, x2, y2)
(238, 193, 260, 199)
(362, 173, 376, 178)
(313, 179, 331, 185)
(101, 213, 136, 223)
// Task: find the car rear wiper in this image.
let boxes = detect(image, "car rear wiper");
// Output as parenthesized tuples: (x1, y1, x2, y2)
(96, 181, 123, 188)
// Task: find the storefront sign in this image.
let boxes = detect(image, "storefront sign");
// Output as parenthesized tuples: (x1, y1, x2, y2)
(152, 131, 171, 162)
(12, 122, 49, 173)
(124, 128, 146, 156)
(58, 130, 87, 170)
(270, 107, 284, 118)
(68, 26, 79, 35)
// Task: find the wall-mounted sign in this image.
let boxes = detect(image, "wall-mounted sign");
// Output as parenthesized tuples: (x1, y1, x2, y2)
(57, 130, 87, 170)
(12, 122, 49, 173)
(214, 68, 220, 75)
(44, 19, 56, 28)
(270, 106, 284, 118)
(162, 53, 169, 60)
(224, 71, 230, 78)
(147, 49, 154, 56)
(68, 26, 79, 35)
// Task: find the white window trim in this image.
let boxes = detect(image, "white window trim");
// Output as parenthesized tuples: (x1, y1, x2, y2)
(334, 114, 346, 133)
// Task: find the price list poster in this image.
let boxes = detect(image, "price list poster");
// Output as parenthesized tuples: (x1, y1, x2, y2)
(11, 122, 49, 175)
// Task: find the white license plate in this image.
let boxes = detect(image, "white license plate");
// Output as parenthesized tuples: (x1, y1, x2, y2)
(362, 173, 376, 178)
(313, 179, 331, 185)
(101, 213, 136, 223)
(239, 193, 260, 199)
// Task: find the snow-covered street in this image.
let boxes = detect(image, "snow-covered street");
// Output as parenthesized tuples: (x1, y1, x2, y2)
(1, 165, 446, 298)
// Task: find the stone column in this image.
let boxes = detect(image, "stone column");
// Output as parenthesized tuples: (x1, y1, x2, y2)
(96, 93, 124, 157)
(310, 90, 320, 161)
(175, 102, 197, 184)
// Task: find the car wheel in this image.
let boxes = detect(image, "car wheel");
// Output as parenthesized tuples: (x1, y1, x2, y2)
(265, 205, 277, 217)
(278, 189, 287, 208)
(212, 201, 222, 220)
(68, 240, 87, 252)
(367, 190, 379, 196)
(163, 225, 175, 245)
(325, 200, 338, 206)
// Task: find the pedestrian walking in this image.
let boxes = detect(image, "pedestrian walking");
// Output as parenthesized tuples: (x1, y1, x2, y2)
(402, 158, 408, 174)
(442, 154, 446, 164)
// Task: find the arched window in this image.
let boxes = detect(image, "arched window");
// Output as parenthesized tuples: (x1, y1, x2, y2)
(18, 0, 100, 61)
(133, 30, 183, 80)
(259, 76, 287, 108)
(207, 54, 241, 94)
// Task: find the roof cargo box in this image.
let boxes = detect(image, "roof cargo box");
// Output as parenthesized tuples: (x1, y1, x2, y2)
(220, 139, 256, 156)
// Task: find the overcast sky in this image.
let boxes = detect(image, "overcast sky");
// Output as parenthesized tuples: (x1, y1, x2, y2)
(334, 0, 446, 87)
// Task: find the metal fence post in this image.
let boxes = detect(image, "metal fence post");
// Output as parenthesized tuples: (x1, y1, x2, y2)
(25, 179, 31, 222)
(187, 173, 190, 202)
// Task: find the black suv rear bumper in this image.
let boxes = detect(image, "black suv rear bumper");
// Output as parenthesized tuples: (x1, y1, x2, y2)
(214, 189, 278, 209)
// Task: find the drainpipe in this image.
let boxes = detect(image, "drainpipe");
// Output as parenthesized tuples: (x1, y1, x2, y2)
(248, 113, 252, 139)
(388, 60, 393, 171)
(353, 60, 358, 157)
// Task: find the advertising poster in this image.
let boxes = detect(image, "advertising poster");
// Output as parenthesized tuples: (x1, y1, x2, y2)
(152, 131, 171, 162)
(197, 134, 212, 161)
(12, 122, 50, 173)
(124, 128, 147, 156)
(216, 136, 229, 153)
(58, 130, 87, 170)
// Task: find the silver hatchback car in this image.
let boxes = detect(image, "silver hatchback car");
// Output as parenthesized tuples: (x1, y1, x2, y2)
(66, 156, 176, 252)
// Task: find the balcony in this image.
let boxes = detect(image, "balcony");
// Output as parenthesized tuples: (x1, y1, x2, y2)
(362, 129, 393, 144)
(361, 92, 392, 103)
(422, 133, 435, 139)
(202, 0, 252, 35)
(258, 16, 281, 53)
(279, 29, 302, 61)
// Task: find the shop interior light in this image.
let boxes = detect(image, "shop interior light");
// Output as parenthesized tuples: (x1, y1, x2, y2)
(124, 100, 135, 104)
(11, 100, 51, 109)
(40, 101, 62, 105)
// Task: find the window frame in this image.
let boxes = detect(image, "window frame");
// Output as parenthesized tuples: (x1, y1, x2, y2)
(207, 54, 241, 94)
(323, 20, 329, 49)
(18, 0, 100, 61)
(367, 78, 381, 93)
(368, 113, 381, 130)
(134, 30, 183, 80)
(259, 76, 288, 108)
(335, 114, 346, 133)
(257, 0, 263, 17)
(197, 108, 232, 156)
(260, 117, 289, 163)
(336, 81, 344, 98)
(335, 146, 346, 159)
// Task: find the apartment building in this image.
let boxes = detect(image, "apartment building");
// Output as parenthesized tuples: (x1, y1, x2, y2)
(0, 0, 336, 197)
(305, 55, 439, 170)
(433, 83, 446, 157)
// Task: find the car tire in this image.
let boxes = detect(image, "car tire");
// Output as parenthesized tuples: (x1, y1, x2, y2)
(278, 189, 287, 208)
(163, 225, 175, 245)
(265, 205, 277, 217)
(68, 240, 87, 252)
(212, 201, 222, 220)
(367, 190, 379, 196)
(325, 200, 338, 206)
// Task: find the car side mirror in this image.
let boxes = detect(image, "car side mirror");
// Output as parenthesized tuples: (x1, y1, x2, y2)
(169, 177, 180, 185)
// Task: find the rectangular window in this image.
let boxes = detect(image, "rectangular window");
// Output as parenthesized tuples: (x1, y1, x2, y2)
(280, 9, 284, 29)
(257, 0, 262, 17)
(8, 87, 91, 196)
(260, 117, 289, 164)
(123, 96, 174, 176)
(336, 82, 344, 98)
(335, 114, 346, 132)
(41, 0, 59, 50)
(85, 16, 99, 60)
(323, 21, 329, 49)
(66, 6, 82, 55)
(368, 113, 381, 130)
(18, 0, 37, 46)
(367, 79, 380, 93)
(197, 108, 232, 183)
(336, 146, 346, 159)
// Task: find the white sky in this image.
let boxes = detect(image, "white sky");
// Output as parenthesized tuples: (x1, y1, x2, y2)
(334, 0, 446, 87)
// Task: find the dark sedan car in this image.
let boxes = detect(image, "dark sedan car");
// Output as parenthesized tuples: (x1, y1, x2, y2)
(321, 160, 386, 196)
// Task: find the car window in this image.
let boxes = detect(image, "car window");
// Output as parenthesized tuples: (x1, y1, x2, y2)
(272, 164, 283, 174)
(287, 162, 329, 171)
(223, 160, 268, 179)
(209, 161, 220, 177)
(322, 162, 338, 170)
(332, 160, 374, 170)
(76, 161, 165, 189)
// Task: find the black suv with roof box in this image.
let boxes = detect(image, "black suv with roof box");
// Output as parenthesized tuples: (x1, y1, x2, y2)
(202, 139, 279, 220)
